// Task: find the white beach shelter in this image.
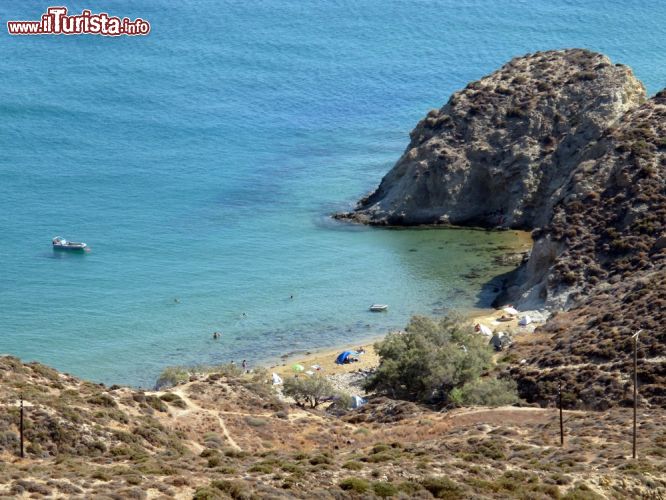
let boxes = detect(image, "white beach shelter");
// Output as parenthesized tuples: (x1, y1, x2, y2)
(479, 324, 493, 336)
(518, 315, 532, 326)
(271, 373, 283, 385)
(503, 306, 519, 316)
(351, 395, 367, 409)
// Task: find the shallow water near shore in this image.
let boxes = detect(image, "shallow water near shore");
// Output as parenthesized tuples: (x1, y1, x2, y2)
(1, 1, 664, 387)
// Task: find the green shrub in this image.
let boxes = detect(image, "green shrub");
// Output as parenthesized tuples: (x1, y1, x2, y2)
(373, 481, 398, 497)
(91, 469, 111, 481)
(339, 477, 370, 493)
(575, 71, 597, 81)
(208, 363, 244, 379)
(421, 476, 462, 498)
(283, 374, 334, 408)
(159, 392, 187, 409)
(397, 481, 423, 494)
(367, 452, 393, 463)
(210, 479, 250, 499)
(87, 393, 117, 408)
(451, 377, 520, 406)
(145, 395, 168, 412)
(365, 315, 493, 403)
(193, 487, 223, 500)
(329, 391, 354, 411)
(309, 454, 332, 466)
(372, 443, 391, 454)
(342, 461, 364, 470)
(248, 463, 273, 474)
(562, 483, 604, 500)
(476, 440, 506, 460)
(244, 416, 268, 427)
(200, 448, 219, 458)
(155, 367, 189, 390)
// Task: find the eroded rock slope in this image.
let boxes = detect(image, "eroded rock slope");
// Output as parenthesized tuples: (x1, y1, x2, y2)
(337, 49, 645, 229)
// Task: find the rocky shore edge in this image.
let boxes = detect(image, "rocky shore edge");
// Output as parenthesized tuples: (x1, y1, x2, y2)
(335, 49, 665, 410)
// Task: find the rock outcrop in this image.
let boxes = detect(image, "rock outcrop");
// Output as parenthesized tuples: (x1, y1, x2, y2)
(507, 90, 666, 309)
(336, 49, 645, 229)
(508, 90, 665, 408)
(337, 49, 665, 409)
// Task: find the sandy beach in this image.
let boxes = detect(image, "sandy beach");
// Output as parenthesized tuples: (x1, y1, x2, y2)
(268, 337, 383, 380)
(263, 304, 545, 397)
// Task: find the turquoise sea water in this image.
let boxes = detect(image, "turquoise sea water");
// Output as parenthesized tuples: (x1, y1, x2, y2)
(1, 1, 664, 387)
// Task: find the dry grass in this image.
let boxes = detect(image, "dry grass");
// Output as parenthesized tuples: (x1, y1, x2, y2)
(0, 353, 664, 498)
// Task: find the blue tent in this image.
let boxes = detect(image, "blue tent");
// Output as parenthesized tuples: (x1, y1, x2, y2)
(335, 351, 354, 364)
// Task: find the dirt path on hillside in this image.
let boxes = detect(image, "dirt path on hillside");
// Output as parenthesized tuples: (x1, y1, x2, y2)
(171, 387, 242, 451)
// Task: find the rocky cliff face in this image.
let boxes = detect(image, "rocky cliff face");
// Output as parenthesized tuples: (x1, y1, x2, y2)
(508, 90, 665, 408)
(337, 49, 645, 229)
(507, 90, 666, 309)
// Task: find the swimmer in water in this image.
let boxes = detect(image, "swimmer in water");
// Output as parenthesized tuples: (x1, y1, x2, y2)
(212, 331, 220, 339)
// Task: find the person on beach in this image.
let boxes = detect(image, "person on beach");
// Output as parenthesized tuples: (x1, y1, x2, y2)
(242, 359, 247, 371)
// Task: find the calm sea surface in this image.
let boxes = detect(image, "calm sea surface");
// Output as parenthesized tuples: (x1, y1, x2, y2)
(0, 1, 663, 387)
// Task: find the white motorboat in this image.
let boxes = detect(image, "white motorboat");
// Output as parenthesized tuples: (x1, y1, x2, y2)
(52, 236, 88, 251)
(369, 304, 388, 312)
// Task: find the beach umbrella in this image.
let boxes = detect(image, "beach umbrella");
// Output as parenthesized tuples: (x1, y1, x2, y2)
(291, 364, 304, 372)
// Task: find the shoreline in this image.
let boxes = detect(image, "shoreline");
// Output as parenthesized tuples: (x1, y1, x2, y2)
(261, 304, 547, 396)
(6, 229, 536, 391)
(250, 230, 536, 392)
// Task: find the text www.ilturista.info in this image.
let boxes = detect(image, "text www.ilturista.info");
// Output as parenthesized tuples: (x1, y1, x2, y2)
(7, 7, 150, 36)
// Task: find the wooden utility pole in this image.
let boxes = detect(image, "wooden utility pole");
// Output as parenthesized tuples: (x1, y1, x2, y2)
(632, 330, 642, 459)
(19, 395, 24, 458)
(558, 378, 564, 446)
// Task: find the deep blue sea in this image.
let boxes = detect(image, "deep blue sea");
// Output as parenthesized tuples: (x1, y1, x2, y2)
(0, 1, 664, 387)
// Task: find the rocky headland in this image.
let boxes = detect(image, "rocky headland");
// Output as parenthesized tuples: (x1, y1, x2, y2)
(337, 49, 665, 410)
(336, 49, 645, 231)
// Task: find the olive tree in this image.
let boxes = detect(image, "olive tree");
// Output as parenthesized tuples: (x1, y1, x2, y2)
(283, 374, 334, 408)
(365, 315, 496, 404)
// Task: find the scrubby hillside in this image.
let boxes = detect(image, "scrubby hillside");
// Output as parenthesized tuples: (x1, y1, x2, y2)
(336, 49, 645, 228)
(508, 90, 665, 309)
(503, 91, 665, 408)
(509, 267, 665, 411)
(1, 356, 665, 499)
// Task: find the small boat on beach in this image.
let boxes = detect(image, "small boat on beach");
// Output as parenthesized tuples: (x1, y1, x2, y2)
(52, 236, 88, 251)
(369, 304, 388, 312)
